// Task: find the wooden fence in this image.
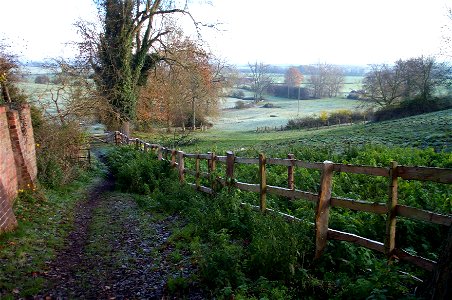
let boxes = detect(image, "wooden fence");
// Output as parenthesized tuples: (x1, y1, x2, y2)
(111, 131, 452, 273)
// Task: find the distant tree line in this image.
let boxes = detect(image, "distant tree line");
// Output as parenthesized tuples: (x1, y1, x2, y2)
(362, 56, 452, 120)
(269, 85, 310, 99)
(363, 56, 451, 107)
(236, 64, 367, 76)
(242, 62, 346, 100)
(307, 63, 345, 98)
(286, 109, 371, 130)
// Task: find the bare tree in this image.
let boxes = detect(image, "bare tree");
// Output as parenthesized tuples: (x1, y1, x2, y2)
(308, 63, 345, 98)
(248, 61, 273, 102)
(325, 65, 345, 97)
(440, 7, 452, 59)
(36, 58, 111, 126)
(363, 57, 451, 107)
(0, 40, 22, 104)
(362, 63, 406, 107)
(399, 56, 451, 101)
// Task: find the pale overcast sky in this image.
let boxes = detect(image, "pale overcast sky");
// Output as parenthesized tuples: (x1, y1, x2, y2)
(0, 0, 450, 65)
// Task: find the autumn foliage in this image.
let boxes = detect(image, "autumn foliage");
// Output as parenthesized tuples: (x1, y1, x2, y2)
(138, 34, 224, 129)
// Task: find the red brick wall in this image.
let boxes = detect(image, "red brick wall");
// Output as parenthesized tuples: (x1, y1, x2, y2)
(0, 105, 37, 233)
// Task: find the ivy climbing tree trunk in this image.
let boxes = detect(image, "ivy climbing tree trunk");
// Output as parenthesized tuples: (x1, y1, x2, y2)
(78, 0, 194, 134)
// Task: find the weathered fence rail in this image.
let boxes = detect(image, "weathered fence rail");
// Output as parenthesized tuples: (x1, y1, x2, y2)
(111, 131, 452, 274)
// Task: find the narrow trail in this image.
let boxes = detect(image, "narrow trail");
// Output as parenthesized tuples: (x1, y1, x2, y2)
(38, 152, 205, 299)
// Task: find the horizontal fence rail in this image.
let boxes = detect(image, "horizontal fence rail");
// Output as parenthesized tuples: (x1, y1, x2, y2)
(111, 131, 452, 275)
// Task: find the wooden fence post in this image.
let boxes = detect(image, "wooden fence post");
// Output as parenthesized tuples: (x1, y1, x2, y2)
(114, 131, 119, 145)
(315, 160, 334, 259)
(195, 153, 200, 190)
(87, 149, 91, 165)
(385, 161, 398, 257)
(135, 138, 139, 150)
(210, 152, 216, 191)
(226, 151, 235, 189)
(144, 143, 148, 152)
(287, 153, 295, 190)
(178, 151, 185, 183)
(259, 153, 267, 212)
(207, 152, 212, 173)
(171, 150, 177, 168)
(158, 146, 163, 161)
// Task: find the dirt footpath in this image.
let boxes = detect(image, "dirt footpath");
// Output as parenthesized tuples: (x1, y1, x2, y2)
(38, 165, 204, 299)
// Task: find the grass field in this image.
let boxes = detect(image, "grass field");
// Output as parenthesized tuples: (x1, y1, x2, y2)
(218, 96, 364, 131)
(16, 82, 63, 115)
(140, 109, 452, 154)
(220, 75, 365, 131)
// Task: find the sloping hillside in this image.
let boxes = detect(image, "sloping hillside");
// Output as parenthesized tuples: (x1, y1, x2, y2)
(186, 109, 451, 153)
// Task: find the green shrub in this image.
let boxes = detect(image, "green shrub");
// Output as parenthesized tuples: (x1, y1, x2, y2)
(106, 145, 449, 298)
(247, 213, 313, 281)
(286, 109, 372, 130)
(198, 229, 246, 289)
(34, 119, 88, 188)
(106, 147, 177, 195)
(373, 97, 452, 122)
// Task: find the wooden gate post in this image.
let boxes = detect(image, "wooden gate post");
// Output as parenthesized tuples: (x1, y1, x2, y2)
(259, 153, 267, 212)
(226, 151, 235, 190)
(385, 161, 398, 257)
(287, 153, 295, 190)
(315, 160, 334, 259)
(178, 151, 185, 183)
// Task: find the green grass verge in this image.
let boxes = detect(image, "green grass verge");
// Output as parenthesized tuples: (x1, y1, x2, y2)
(0, 167, 102, 299)
(106, 147, 446, 299)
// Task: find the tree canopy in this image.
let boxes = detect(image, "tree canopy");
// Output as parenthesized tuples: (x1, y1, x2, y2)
(307, 63, 344, 99)
(138, 32, 225, 129)
(284, 67, 303, 98)
(248, 61, 273, 102)
(363, 56, 451, 107)
(78, 0, 195, 131)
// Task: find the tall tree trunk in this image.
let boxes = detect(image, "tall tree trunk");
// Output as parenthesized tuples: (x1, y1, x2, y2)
(121, 120, 131, 137)
(192, 97, 196, 130)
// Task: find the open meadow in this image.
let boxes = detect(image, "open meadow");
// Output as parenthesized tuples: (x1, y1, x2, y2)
(217, 75, 365, 131)
(142, 109, 451, 154)
(218, 96, 362, 131)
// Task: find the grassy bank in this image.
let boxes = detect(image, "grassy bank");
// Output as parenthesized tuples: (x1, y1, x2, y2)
(105, 146, 451, 299)
(136, 109, 452, 153)
(0, 166, 102, 298)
